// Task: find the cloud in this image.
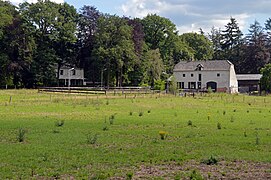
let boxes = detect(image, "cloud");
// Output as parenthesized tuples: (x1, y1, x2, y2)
(120, 0, 270, 34)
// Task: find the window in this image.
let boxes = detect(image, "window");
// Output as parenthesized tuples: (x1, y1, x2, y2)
(60, 70, 63, 75)
(179, 82, 184, 89)
(217, 73, 220, 77)
(188, 82, 196, 89)
(183, 74, 186, 77)
(191, 74, 194, 77)
(72, 69, 76, 75)
(198, 82, 201, 89)
(198, 74, 202, 81)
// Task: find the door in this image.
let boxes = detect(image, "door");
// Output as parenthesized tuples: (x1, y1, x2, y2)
(206, 81, 217, 92)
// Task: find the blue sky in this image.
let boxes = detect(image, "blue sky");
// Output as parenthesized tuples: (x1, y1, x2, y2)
(10, 0, 271, 34)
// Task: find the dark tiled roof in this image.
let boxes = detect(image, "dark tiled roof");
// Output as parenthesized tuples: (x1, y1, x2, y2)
(236, 74, 262, 81)
(174, 60, 232, 71)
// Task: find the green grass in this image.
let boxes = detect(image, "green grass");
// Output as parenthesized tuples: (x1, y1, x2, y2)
(0, 90, 270, 178)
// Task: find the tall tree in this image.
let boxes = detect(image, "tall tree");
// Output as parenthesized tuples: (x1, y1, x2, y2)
(93, 15, 136, 87)
(180, 32, 213, 60)
(220, 17, 244, 71)
(77, 6, 101, 84)
(141, 14, 181, 72)
(241, 21, 270, 73)
(208, 27, 223, 59)
(20, 0, 78, 86)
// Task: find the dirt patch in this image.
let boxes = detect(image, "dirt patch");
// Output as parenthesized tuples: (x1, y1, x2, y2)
(133, 160, 271, 179)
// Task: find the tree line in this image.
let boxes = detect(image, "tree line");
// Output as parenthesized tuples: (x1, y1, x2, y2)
(0, 0, 271, 89)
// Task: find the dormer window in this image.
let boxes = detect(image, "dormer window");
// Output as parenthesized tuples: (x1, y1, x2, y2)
(196, 64, 204, 71)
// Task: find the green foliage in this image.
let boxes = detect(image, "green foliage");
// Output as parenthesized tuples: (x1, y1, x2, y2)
(154, 79, 165, 90)
(201, 155, 218, 165)
(217, 122, 222, 130)
(55, 120, 65, 127)
(189, 170, 204, 180)
(180, 32, 214, 60)
(87, 133, 98, 144)
(260, 64, 271, 92)
(17, 128, 26, 142)
(187, 120, 193, 126)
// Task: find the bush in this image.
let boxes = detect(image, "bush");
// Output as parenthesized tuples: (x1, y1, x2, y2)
(139, 111, 143, 117)
(17, 128, 26, 142)
(55, 120, 64, 127)
(159, 131, 167, 140)
(87, 134, 98, 144)
(201, 155, 218, 165)
(217, 122, 221, 130)
(189, 170, 204, 180)
(154, 80, 165, 91)
(187, 120, 193, 126)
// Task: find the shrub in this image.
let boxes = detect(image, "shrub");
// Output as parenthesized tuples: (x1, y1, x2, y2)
(17, 128, 26, 142)
(139, 111, 143, 117)
(189, 170, 204, 180)
(126, 172, 133, 180)
(87, 134, 98, 144)
(102, 125, 109, 131)
(55, 120, 64, 127)
(217, 122, 221, 130)
(148, 110, 151, 113)
(223, 110, 226, 115)
(159, 131, 167, 140)
(109, 114, 115, 125)
(201, 155, 218, 165)
(187, 120, 192, 126)
(129, 111, 133, 116)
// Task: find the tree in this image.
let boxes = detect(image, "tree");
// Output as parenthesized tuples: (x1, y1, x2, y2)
(141, 14, 182, 72)
(180, 32, 213, 60)
(77, 6, 101, 84)
(20, 0, 78, 86)
(240, 21, 270, 73)
(208, 27, 223, 59)
(93, 15, 136, 87)
(260, 64, 271, 92)
(141, 49, 164, 87)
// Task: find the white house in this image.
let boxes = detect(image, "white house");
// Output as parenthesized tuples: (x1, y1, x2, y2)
(173, 60, 238, 93)
(57, 66, 86, 86)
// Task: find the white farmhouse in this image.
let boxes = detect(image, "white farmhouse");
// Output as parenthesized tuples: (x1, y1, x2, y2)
(173, 60, 238, 93)
(57, 66, 86, 86)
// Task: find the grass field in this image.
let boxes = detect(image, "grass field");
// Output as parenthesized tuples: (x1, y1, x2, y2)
(0, 90, 270, 179)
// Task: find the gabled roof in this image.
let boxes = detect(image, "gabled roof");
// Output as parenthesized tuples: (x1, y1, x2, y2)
(174, 60, 232, 71)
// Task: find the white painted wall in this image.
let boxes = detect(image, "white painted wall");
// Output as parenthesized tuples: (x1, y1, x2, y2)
(174, 69, 233, 92)
(58, 68, 84, 80)
(229, 65, 239, 93)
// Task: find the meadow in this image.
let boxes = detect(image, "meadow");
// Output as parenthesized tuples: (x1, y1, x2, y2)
(0, 90, 270, 179)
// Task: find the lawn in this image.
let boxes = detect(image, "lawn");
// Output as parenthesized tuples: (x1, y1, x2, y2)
(0, 90, 270, 179)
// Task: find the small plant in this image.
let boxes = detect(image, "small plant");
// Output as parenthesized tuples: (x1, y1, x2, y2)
(109, 114, 115, 125)
(52, 129, 60, 133)
(102, 125, 109, 131)
(207, 113, 211, 120)
(139, 111, 143, 117)
(187, 120, 192, 126)
(147, 110, 151, 113)
(247, 110, 249, 113)
(126, 172, 133, 180)
(159, 131, 167, 140)
(230, 116, 234, 123)
(189, 170, 204, 180)
(217, 122, 221, 130)
(55, 120, 64, 127)
(87, 133, 98, 144)
(17, 128, 26, 142)
(223, 110, 226, 115)
(106, 100, 109, 105)
(201, 155, 218, 165)
(129, 111, 133, 116)
(244, 131, 247, 137)
(256, 133, 260, 145)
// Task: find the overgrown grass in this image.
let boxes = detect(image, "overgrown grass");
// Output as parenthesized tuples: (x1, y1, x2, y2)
(0, 90, 270, 179)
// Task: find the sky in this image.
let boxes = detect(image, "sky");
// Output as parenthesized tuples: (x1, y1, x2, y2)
(9, 0, 271, 34)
